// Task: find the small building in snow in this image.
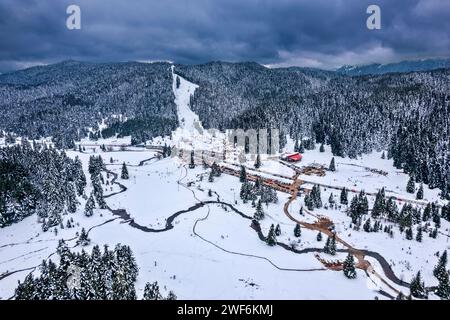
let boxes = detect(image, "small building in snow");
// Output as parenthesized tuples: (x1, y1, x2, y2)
(281, 152, 302, 162)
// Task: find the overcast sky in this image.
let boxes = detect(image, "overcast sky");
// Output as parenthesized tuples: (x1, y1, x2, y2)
(0, 0, 449, 72)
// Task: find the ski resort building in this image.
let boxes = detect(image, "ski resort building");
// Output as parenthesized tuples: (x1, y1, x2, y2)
(281, 152, 302, 162)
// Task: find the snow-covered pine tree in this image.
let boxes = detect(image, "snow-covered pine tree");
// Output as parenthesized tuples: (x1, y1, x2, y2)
(254, 199, 264, 220)
(189, 150, 195, 169)
(340, 187, 348, 205)
(275, 224, 281, 236)
(166, 291, 177, 300)
(304, 194, 314, 211)
(329, 157, 336, 171)
(84, 193, 95, 217)
(410, 271, 427, 299)
(343, 253, 357, 279)
(371, 188, 386, 218)
(239, 165, 247, 183)
(416, 183, 424, 200)
(254, 153, 261, 169)
(143, 281, 162, 300)
(266, 224, 277, 246)
(294, 224, 301, 237)
(208, 170, 214, 182)
(363, 219, 371, 232)
(433, 251, 448, 278)
(329, 234, 337, 255)
(328, 193, 335, 205)
(121, 162, 129, 180)
(405, 227, 413, 240)
(77, 228, 91, 246)
(416, 226, 422, 242)
(406, 176, 416, 194)
(435, 268, 450, 300)
(317, 232, 322, 241)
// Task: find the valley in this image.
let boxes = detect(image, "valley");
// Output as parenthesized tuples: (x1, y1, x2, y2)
(1, 70, 449, 300)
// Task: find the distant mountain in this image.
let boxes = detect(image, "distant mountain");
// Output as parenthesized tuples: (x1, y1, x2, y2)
(336, 58, 450, 76)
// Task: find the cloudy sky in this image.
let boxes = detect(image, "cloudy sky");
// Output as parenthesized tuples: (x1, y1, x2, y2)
(0, 0, 449, 72)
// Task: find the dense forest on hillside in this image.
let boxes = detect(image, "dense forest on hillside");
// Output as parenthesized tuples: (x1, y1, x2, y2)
(0, 61, 177, 147)
(0, 142, 86, 228)
(0, 61, 448, 198)
(176, 62, 450, 198)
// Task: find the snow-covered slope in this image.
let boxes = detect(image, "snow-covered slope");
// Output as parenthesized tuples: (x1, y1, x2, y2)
(171, 65, 201, 134)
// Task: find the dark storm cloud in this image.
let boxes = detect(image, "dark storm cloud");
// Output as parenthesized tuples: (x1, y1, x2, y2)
(0, 0, 449, 72)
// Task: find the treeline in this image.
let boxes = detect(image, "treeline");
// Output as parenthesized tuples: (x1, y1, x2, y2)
(0, 61, 177, 148)
(15, 241, 177, 300)
(0, 142, 86, 229)
(177, 63, 450, 199)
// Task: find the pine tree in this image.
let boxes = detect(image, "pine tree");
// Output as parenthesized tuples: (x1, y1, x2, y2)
(310, 185, 322, 208)
(324, 237, 330, 253)
(275, 224, 281, 236)
(254, 199, 264, 220)
(329, 157, 336, 172)
(405, 227, 413, 240)
(324, 235, 336, 255)
(363, 219, 371, 232)
(435, 268, 450, 300)
(56, 240, 72, 271)
(143, 281, 162, 300)
(317, 232, 322, 241)
(329, 234, 337, 255)
(266, 224, 277, 246)
(304, 194, 314, 211)
(319, 143, 325, 152)
(410, 271, 427, 299)
(395, 292, 405, 300)
(298, 141, 305, 153)
(294, 224, 301, 237)
(189, 150, 195, 169)
(343, 253, 357, 279)
(416, 226, 422, 242)
(381, 151, 386, 159)
(294, 137, 299, 153)
(176, 76, 181, 89)
(416, 183, 424, 200)
(254, 153, 261, 169)
(239, 165, 247, 183)
(121, 162, 129, 180)
(328, 193, 335, 205)
(77, 228, 91, 246)
(406, 176, 415, 194)
(371, 188, 386, 218)
(208, 170, 214, 182)
(433, 251, 447, 278)
(340, 188, 348, 205)
(423, 203, 432, 221)
(349, 196, 361, 224)
(166, 291, 177, 300)
(84, 193, 95, 217)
